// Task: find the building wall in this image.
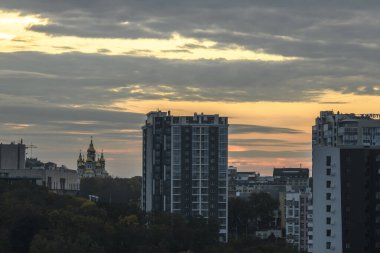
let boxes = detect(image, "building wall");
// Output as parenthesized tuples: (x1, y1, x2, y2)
(307, 201, 313, 253)
(312, 146, 343, 253)
(339, 149, 380, 253)
(0, 143, 25, 170)
(286, 190, 312, 252)
(0, 168, 80, 193)
(142, 112, 228, 241)
(45, 169, 80, 191)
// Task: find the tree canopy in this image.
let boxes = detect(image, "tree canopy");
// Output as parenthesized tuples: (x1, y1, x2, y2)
(0, 181, 296, 253)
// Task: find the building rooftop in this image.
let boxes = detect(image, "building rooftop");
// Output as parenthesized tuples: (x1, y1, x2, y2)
(273, 168, 309, 178)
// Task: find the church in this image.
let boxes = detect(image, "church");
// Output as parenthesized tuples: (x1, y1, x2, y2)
(77, 137, 109, 178)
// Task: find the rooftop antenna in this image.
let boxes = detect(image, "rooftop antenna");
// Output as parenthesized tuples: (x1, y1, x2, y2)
(26, 143, 38, 158)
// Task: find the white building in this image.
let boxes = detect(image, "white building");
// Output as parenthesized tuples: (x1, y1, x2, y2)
(312, 111, 380, 253)
(0, 165, 80, 194)
(307, 198, 313, 253)
(286, 189, 312, 252)
(0, 141, 79, 194)
(255, 229, 282, 240)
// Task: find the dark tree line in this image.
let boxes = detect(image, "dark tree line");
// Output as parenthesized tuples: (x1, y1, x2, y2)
(0, 180, 296, 253)
(79, 176, 141, 205)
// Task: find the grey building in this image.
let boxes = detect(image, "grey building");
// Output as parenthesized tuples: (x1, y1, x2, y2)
(312, 111, 380, 253)
(141, 111, 229, 241)
(0, 142, 26, 170)
(273, 168, 309, 191)
(0, 141, 79, 195)
(0, 162, 80, 194)
(227, 166, 237, 198)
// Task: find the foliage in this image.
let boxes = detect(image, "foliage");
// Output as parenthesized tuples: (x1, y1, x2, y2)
(229, 192, 279, 238)
(0, 181, 296, 253)
(79, 176, 141, 205)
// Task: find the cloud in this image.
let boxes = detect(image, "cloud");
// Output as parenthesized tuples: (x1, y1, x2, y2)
(230, 138, 309, 147)
(230, 149, 311, 158)
(318, 101, 348, 104)
(2, 1, 380, 61)
(2, 1, 380, 98)
(230, 124, 303, 134)
(2, 51, 380, 106)
(1, 1, 380, 177)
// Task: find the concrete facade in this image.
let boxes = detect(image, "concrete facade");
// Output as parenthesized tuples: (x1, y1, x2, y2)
(142, 111, 229, 241)
(312, 111, 380, 253)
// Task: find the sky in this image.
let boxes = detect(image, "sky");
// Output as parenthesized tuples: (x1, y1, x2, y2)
(1, 1, 380, 177)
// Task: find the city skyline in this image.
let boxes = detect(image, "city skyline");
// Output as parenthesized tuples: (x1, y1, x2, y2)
(2, 1, 380, 177)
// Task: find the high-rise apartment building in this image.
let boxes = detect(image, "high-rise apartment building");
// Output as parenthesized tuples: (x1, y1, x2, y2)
(141, 111, 229, 241)
(312, 111, 380, 253)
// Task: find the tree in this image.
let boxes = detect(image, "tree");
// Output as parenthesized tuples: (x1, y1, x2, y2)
(229, 193, 278, 238)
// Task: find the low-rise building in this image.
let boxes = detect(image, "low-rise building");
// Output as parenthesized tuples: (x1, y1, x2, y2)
(0, 141, 80, 195)
(228, 166, 237, 198)
(0, 141, 26, 170)
(285, 189, 312, 252)
(273, 168, 309, 191)
(255, 229, 282, 240)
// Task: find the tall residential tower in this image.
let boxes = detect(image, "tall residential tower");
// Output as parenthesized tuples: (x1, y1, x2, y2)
(312, 111, 380, 253)
(142, 111, 229, 241)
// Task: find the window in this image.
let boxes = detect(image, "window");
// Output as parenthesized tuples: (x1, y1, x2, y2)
(60, 178, 66, 190)
(326, 242, 331, 249)
(326, 181, 331, 188)
(47, 177, 52, 188)
(326, 193, 332, 200)
(326, 217, 331, 224)
(326, 229, 331, 237)
(326, 156, 331, 166)
(326, 205, 331, 212)
(326, 168, 331, 175)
